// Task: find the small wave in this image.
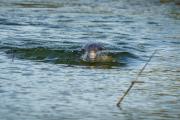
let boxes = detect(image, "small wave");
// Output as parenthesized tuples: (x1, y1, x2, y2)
(13, 2, 64, 8)
(0, 19, 26, 26)
(2, 46, 137, 68)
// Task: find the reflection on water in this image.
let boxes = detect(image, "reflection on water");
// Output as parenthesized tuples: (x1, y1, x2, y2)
(0, 0, 180, 120)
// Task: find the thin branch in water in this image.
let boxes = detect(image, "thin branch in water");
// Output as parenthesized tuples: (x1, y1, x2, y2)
(116, 81, 144, 107)
(116, 50, 157, 107)
(135, 50, 157, 80)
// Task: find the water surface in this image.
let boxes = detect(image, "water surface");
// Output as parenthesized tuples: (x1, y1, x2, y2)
(0, 0, 180, 120)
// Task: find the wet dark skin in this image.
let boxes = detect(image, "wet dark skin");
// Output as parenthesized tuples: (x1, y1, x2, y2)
(81, 43, 113, 62)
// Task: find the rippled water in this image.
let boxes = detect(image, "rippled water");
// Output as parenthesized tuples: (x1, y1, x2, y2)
(0, 0, 180, 120)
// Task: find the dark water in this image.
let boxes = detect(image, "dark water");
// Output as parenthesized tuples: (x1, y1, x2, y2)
(0, 0, 180, 120)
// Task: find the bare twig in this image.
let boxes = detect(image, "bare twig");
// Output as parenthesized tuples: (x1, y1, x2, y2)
(116, 50, 157, 107)
(135, 50, 157, 80)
